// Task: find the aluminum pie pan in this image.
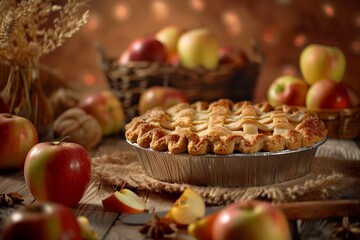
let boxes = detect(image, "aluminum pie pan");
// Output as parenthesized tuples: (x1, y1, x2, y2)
(128, 139, 326, 187)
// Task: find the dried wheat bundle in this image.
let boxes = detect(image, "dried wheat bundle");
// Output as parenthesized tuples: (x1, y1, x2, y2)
(0, 0, 89, 67)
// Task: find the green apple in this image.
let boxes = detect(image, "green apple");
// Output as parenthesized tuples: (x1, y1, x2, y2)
(267, 75, 308, 107)
(177, 28, 220, 69)
(299, 44, 346, 85)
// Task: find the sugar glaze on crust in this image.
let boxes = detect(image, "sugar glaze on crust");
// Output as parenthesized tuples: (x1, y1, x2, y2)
(125, 99, 328, 155)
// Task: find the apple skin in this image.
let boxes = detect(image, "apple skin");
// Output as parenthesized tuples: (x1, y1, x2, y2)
(102, 189, 146, 214)
(300, 44, 346, 85)
(306, 79, 350, 111)
(187, 212, 219, 240)
(0, 114, 38, 170)
(138, 86, 188, 115)
(212, 200, 290, 240)
(78, 90, 125, 136)
(155, 25, 183, 60)
(119, 37, 167, 64)
(267, 75, 308, 107)
(24, 141, 91, 207)
(345, 84, 360, 107)
(177, 28, 220, 69)
(2, 202, 82, 240)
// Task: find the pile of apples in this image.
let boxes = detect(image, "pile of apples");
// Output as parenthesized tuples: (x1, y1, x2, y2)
(120, 26, 248, 69)
(267, 44, 359, 110)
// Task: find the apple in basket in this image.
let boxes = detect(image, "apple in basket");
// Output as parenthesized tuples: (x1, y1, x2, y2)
(177, 28, 220, 69)
(219, 46, 249, 66)
(300, 44, 346, 85)
(138, 86, 188, 115)
(267, 75, 308, 107)
(306, 79, 350, 110)
(155, 25, 183, 61)
(2, 202, 82, 240)
(119, 36, 167, 64)
(78, 90, 125, 136)
(0, 113, 38, 170)
(212, 200, 291, 240)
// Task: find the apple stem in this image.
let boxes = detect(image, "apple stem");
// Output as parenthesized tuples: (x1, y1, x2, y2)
(57, 136, 71, 145)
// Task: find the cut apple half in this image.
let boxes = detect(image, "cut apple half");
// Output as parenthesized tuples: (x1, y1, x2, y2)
(166, 188, 206, 225)
(102, 189, 146, 214)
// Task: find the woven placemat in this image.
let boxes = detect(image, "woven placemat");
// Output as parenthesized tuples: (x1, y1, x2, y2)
(91, 151, 359, 205)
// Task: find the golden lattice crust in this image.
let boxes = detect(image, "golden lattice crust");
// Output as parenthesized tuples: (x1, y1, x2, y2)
(125, 99, 328, 155)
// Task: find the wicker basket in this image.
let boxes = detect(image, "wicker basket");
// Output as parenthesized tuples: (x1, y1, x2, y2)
(312, 107, 360, 139)
(98, 44, 261, 122)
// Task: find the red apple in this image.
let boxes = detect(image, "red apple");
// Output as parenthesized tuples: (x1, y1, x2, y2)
(267, 75, 308, 107)
(212, 200, 290, 240)
(119, 37, 167, 64)
(155, 25, 183, 59)
(2, 202, 82, 240)
(138, 86, 188, 115)
(24, 138, 91, 207)
(0, 96, 9, 113)
(187, 212, 219, 240)
(177, 28, 220, 69)
(300, 44, 346, 85)
(0, 114, 38, 170)
(306, 79, 350, 111)
(78, 90, 125, 136)
(102, 189, 146, 214)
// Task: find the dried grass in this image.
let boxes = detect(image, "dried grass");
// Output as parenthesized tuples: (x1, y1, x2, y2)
(0, 0, 89, 67)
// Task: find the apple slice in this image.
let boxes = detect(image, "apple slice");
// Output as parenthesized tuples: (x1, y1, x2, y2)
(102, 189, 146, 214)
(166, 188, 206, 225)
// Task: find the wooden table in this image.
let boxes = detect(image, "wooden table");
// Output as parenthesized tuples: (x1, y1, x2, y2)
(1, 137, 359, 240)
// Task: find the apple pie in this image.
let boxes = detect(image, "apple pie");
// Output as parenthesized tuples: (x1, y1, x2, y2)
(125, 99, 327, 155)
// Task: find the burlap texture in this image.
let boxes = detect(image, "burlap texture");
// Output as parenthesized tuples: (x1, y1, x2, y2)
(91, 150, 360, 205)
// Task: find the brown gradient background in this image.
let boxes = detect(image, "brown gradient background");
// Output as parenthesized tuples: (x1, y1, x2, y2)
(41, 0, 360, 103)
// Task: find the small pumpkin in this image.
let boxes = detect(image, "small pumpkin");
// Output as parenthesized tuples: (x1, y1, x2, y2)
(53, 107, 102, 150)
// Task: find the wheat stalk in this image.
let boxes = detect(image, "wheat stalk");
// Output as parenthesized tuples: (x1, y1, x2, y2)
(0, 0, 89, 67)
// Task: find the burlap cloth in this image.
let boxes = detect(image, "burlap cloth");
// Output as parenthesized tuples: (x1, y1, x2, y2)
(91, 139, 360, 205)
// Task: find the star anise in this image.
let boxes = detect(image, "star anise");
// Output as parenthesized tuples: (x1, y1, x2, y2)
(0, 192, 24, 208)
(332, 216, 360, 239)
(140, 213, 178, 240)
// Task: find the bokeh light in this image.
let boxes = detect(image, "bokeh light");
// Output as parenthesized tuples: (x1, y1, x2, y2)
(281, 64, 298, 76)
(83, 73, 96, 86)
(86, 13, 100, 31)
(151, 0, 169, 21)
(322, 3, 336, 17)
(293, 33, 307, 47)
(354, 13, 360, 28)
(262, 26, 279, 45)
(190, 0, 205, 11)
(113, 2, 130, 22)
(222, 10, 243, 36)
(275, 0, 292, 5)
(350, 38, 360, 55)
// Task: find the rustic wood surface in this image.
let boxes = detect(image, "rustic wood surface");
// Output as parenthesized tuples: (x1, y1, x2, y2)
(0, 136, 359, 240)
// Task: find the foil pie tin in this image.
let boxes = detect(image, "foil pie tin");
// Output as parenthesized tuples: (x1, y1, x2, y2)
(128, 139, 326, 187)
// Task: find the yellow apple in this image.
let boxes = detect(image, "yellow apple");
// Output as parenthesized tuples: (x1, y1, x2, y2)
(155, 25, 183, 59)
(165, 188, 206, 225)
(177, 28, 220, 69)
(102, 189, 146, 214)
(299, 44, 346, 85)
